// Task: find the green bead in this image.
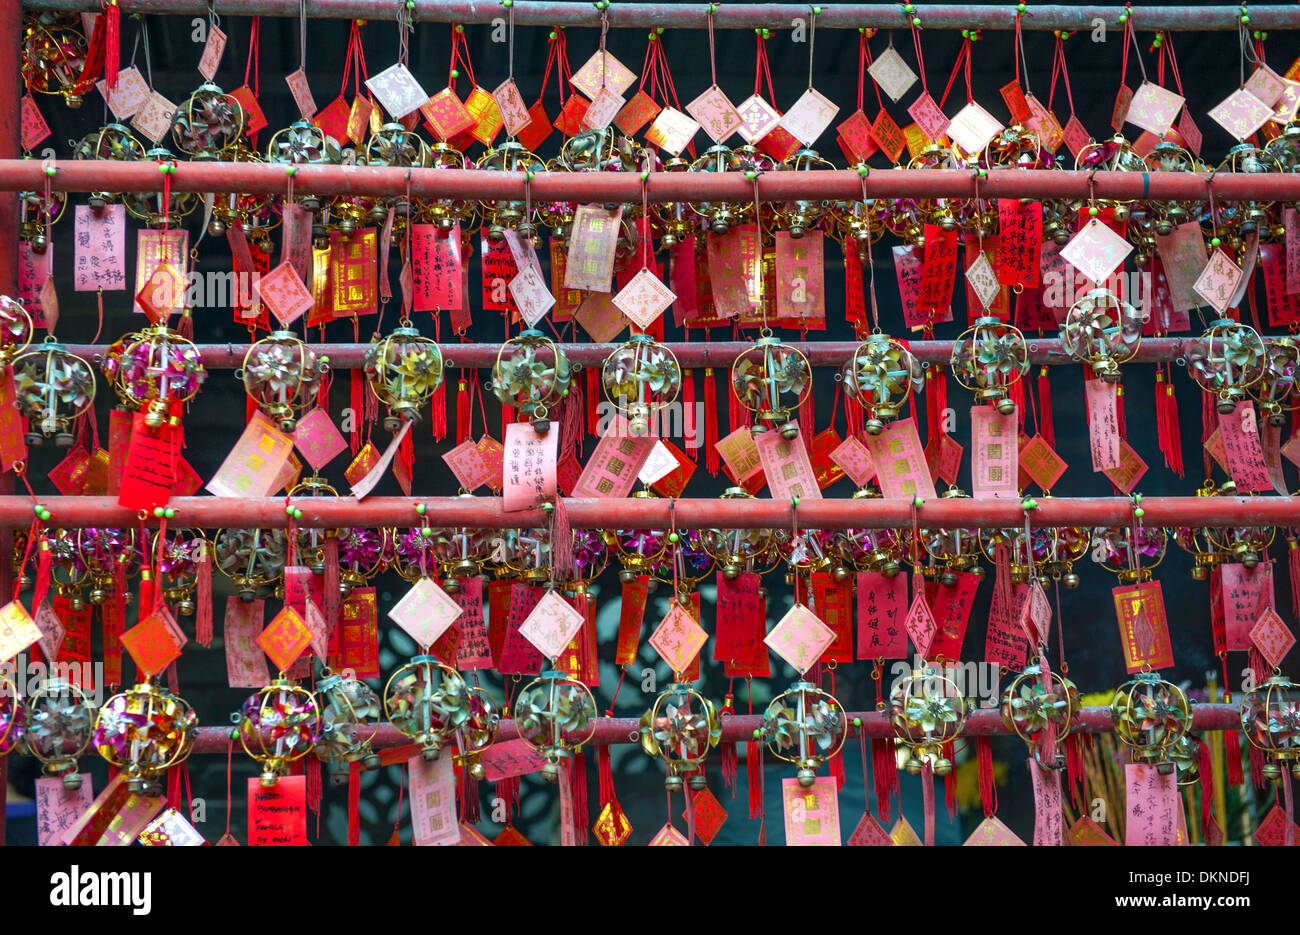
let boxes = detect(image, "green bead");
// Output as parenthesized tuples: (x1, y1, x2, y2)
(164, 508, 175, 519)
(286, 505, 295, 515)
(153, 507, 164, 518)
(1134, 507, 1145, 518)
(420, 527, 433, 537)
(1017, 2, 1026, 10)
(1211, 237, 1221, 247)
(913, 495, 924, 507)
(852, 717, 862, 727)
(668, 532, 680, 543)
(416, 504, 426, 515)
(813, 6, 822, 14)
(1241, 15, 1250, 24)
(903, 2, 913, 10)
(745, 170, 757, 180)
(320, 355, 330, 365)
(504, 0, 512, 5)
(1133, 493, 1142, 503)
(1088, 206, 1099, 217)
(912, 16, 921, 26)
(44, 166, 56, 177)
(752, 728, 762, 739)
(542, 502, 555, 512)
(450, 69, 459, 79)
(640, 171, 649, 181)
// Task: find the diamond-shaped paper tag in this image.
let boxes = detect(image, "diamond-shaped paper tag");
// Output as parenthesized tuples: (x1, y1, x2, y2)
(582, 86, 626, 131)
(1208, 87, 1274, 142)
(613, 268, 676, 329)
(1060, 217, 1134, 286)
(366, 63, 429, 119)
(965, 252, 1000, 309)
(121, 613, 184, 677)
(255, 261, 314, 328)
(686, 787, 728, 844)
(736, 94, 781, 143)
(848, 811, 894, 846)
(645, 107, 700, 157)
(1251, 607, 1295, 667)
(779, 87, 839, 146)
(946, 101, 1004, 157)
(518, 589, 585, 661)
(903, 592, 937, 657)
(304, 598, 329, 660)
(388, 576, 463, 650)
(292, 407, 348, 471)
(649, 601, 709, 674)
(1126, 81, 1185, 136)
(571, 50, 636, 100)
(963, 816, 1028, 845)
(649, 823, 689, 846)
(1192, 248, 1243, 315)
(256, 606, 313, 672)
(593, 800, 633, 846)
(764, 602, 835, 675)
(135, 263, 186, 324)
(868, 47, 918, 103)
(687, 85, 743, 143)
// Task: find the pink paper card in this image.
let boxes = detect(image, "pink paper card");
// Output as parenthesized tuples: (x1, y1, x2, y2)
(856, 571, 909, 659)
(892, 244, 931, 330)
(985, 583, 1029, 669)
(963, 816, 1027, 845)
(292, 407, 347, 471)
(778, 87, 839, 145)
(754, 422, 821, 502)
(928, 571, 979, 660)
(1251, 607, 1294, 667)
(1062, 115, 1091, 160)
(1155, 222, 1208, 312)
(442, 439, 492, 492)
(1126, 81, 1184, 135)
(502, 422, 558, 512)
(907, 92, 950, 141)
(517, 589, 584, 660)
(563, 205, 622, 293)
(1218, 401, 1271, 493)
(35, 775, 94, 846)
(1208, 87, 1274, 141)
(389, 577, 462, 649)
(1220, 562, 1274, 651)
(502, 229, 554, 326)
(1193, 248, 1244, 315)
(867, 47, 918, 102)
(848, 812, 894, 846)
(946, 101, 1003, 156)
(197, 25, 226, 81)
(1124, 763, 1181, 846)
(285, 69, 316, 119)
(765, 603, 835, 674)
(570, 50, 636, 99)
(735, 94, 781, 144)
(130, 91, 176, 143)
(224, 597, 269, 688)
(1113, 581, 1175, 672)
(708, 226, 763, 319)
(1254, 804, 1300, 846)
(1060, 218, 1133, 286)
(571, 415, 655, 499)
(613, 268, 676, 329)
(73, 204, 127, 292)
(1029, 758, 1065, 845)
(1018, 434, 1067, 489)
(255, 261, 315, 328)
(410, 223, 463, 313)
(830, 435, 876, 487)
(1085, 379, 1122, 470)
(96, 65, 148, 119)
(714, 427, 764, 486)
(645, 106, 700, 156)
(493, 77, 532, 137)
(782, 776, 841, 846)
(774, 231, 825, 322)
(21, 94, 49, 150)
(648, 600, 709, 673)
(451, 577, 493, 669)
(480, 738, 547, 781)
(581, 86, 625, 131)
(1246, 65, 1287, 108)
(409, 753, 459, 846)
(865, 418, 937, 501)
(687, 85, 743, 143)
(206, 410, 294, 498)
(970, 405, 1017, 498)
(365, 63, 427, 119)
(902, 592, 937, 657)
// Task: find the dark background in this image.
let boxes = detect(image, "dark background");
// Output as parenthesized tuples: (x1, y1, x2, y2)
(3, 0, 1291, 845)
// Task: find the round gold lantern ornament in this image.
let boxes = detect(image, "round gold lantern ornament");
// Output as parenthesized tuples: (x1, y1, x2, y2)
(841, 332, 922, 434)
(314, 669, 383, 771)
(490, 329, 572, 433)
(23, 678, 95, 788)
(601, 334, 681, 437)
(513, 669, 598, 782)
(384, 655, 500, 774)
(1000, 662, 1079, 769)
(1060, 288, 1143, 383)
(950, 316, 1028, 414)
(639, 683, 722, 791)
(889, 666, 969, 776)
(234, 677, 321, 786)
(1240, 673, 1300, 782)
(364, 321, 444, 430)
(93, 680, 198, 793)
(1185, 318, 1267, 415)
(730, 333, 811, 439)
(1110, 671, 1191, 773)
(240, 330, 329, 433)
(758, 681, 847, 787)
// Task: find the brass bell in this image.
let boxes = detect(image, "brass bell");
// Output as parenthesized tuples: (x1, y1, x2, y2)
(688, 774, 707, 791)
(665, 774, 684, 792)
(833, 565, 850, 583)
(996, 397, 1017, 416)
(940, 571, 958, 588)
(260, 771, 278, 788)
(541, 761, 560, 783)
(362, 752, 383, 770)
(865, 418, 884, 435)
(62, 772, 83, 790)
(1191, 565, 1208, 581)
(208, 217, 226, 236)
(468, 760, 486, 781)
(1063, 572, 1080, 589)
(178, 598, 195, 616)
(1156, 760, 1175, 776)
(882, 560, 900, 578)
(779, 421, 800, 441)
(70, 596, 85, 611)
(796, 767, 817, 787)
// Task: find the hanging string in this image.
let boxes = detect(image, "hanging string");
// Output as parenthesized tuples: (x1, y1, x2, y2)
(908, 14, 928, 96)
(805, 7, 817, 90)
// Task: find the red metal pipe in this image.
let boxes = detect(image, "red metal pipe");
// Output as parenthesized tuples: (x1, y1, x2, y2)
(19, 2, 1300, 30)
(5, 162, 1300, 202)
(63, 337, 1209, 371)
(188, 704, 1242, 753)
(9, 495, 1299, 530)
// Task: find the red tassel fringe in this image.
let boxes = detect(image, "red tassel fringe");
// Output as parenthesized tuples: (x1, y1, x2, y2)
(1037, 367, 1054, 448)
(976, 735, 996, 818)
(745, 740, 763, 820)
(570, 750, 588, 846)
(703, 368, 719, 474)
(195, 550, 213, 647)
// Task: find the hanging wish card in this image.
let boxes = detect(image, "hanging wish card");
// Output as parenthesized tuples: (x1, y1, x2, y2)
(197, 25, 226, 81)
(255, 261, 314, 328)
(736, 94, 781, 144)
(946, 102, 1003, 157)
(518, 589, 585, 661)
(1192, 248, 1243, 315)
(571, 50, 636, 100)
(765, 603, 836, 674)
(868, 47, 918, 103)
(645, 107, 699, 157)
(564, 205, 622, 292)
(779, 87, 838, 146)
(783, 776, 842, 846)
(206, 411, 294, 498)
(366, 63, 427, 119)
(97, 65, 149, 120)
(754, 421, 821, 502)
(130, 92, 177, 143)
(970, 405, 1017, 498)
(74, 204, 127, 292)
(687, 85, 743, 143)
(1126, 81, 1184, 136)
(582, 86, 625, 132)
(1208, 87, 1274, 142)
(571, 415, 655, 499)
(502, 422, 558, 512)
(865, 418, 936, 501)
(649, 601, 709, 674)
(1060, 217, 1133, 286)
(1113, 580, 1174, 673)
(389, 576, 463, 649)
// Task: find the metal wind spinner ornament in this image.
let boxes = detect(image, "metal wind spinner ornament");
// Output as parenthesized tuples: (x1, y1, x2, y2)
(240, 331, 329, 433)
(234, 678, 321, 786)
(93, 680, 199, 793)
(364, 322, 445, 430)
(601, 334, 681, 437)
(840, 332, 923, 434)
(476, 141, 546, 239)
(490, 329, 572, 433)
(773, 148, 835, 237)
(701, 488, 777, 579)
(639, 683, 722, 790)
(23, 678, 96, 788)
(1185, 319, 1267, 414)
(315, 670, 383, 770)
(730, 334, 811, 439)
(950, 317, 1028, 414)
(890, 666, 969, 776)
(1239, 673, 1300, 782)
(171, 83, 246, 160)
(123, 148, 201, 227)
(1110, 671, 1191, 773)
(72, 124, 147, 210)
(514, 670, 598, 782)
(758, 681, 847, 787)
(0, 674, 23, 756)
(1000, 663, 1079, 769)
(1251, 337, 1300, 426)
(0, 295, 32, 365)
(266, 121, 347, 213)
(214, 527, 289, 601)
(383, 656, 499, 774)
(107, 323, 207, 428)
(1060, 288, 1143, 382)
(10, 338, 94, 446)
(21, 13, 87, 107)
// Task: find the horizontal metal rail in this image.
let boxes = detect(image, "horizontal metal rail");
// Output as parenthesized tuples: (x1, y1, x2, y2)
(18, 2, 1300, 31)
(188, 703, 1243, 754)
(6, 163, 1300, 203)
(60, 338, 1212, 371)
(7, 496, 1298, 530)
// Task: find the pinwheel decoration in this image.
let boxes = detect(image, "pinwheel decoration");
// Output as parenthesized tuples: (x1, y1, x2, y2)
(384, 657, 499, 773)
(336, 526, 390, 595)
(1074, 135, 1148, 225)
(639, 684, 722, 790)
(688, 144, 751, 234)
(235, 679, 321, 786)
(601, 335, 682, 437)
(268, 120, 344, 166)
(72, 124, 147, 210)
(1094, 524, 1167, 584)
(503, 527, 554, 583)
(315, 670, 383, 770)
(75, 527, 140, 606)
(364, 322, 444, 431)
(0, 295, 32, 364)
(701, 488, 777, 579)
(123, 147, 201, 226)
(730, 335, 811, 439)
(110, 324, 207, 427)
(773, 147, 836, 237)
(842, 333, 923, 434)
(1061, 288, 1143, 382)
(759, 681, 847, 787)
(11, 339, 95, 446)
(1240, 674, 1300, 782)
(21, 13, 87, 106)
(650, 528, 715, 602)
(951, 317, 1028, 414)
(514, 671, 598, 782)
(241, 330, 328, 432)
(1251, 337, 1300, 426)
(422, 142, 477, 231)
(491, 329, 572, 433)
(19, 187, 65, 253)
(476, 141, 546, 239)
(93, 681, 199, 793)
(153, 528, 207, 616)
(172, 83, 245, 159)
(365, 123, 431, 169)
(1000, 663, 1079, 769)
(23, 678, 95, 787)
(214, 527, 289, 601)
(890, 666, 969, 776)
(1186, 319, 1267, 414)
(614, 517, 669, 582)
(1111, 672, 1191, 772)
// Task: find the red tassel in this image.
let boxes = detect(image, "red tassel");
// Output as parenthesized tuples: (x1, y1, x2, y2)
(1116, 383, 1127, 441)
(347, 764, 361, 846)
(703, 368, 719, 474)
(597, 744, 616, 806)
(829, 748, 846, 791)
(728, 367, 746, 435)
(976, 735, 997, 818)
(560, 374, 583, 464)
(871, 737, 896, 825)
(1197, 736, 1216, 842)
(682, 369, 698, 460)
(570, 750, 588, 846)
(1225, 693, 1245, 787)
(195, 549, 213, 647)
(459, 774, 481, 824)
(349, 370, 363, 456)
(1009, 378, 1026, 433)
(585, 367, 599, 437)
(104, 0, 120, 90)
(745, 740, 763, 820)
(323, 537, 341, 632)
(176, 310, 194, 340)
(921, 760, 936, 846)
(1037, 367, 1054, 448)
(430, 378, 447, 443)
(551, 496, 573, 582)
(306, 757, 321, 814)
(719, 698, 738, 797)
(1065, 733, 1085, 808)
(1164, 378, 1184, 477)
(1201, 390, 1216, 479)
(933, 365, 948, 437)
(942, 741, 958, 819)
(495, 776, 519, 822)
(799, 385, 814, 451)
(456, 378, 471, 445)
(398, 427, 414, 491)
